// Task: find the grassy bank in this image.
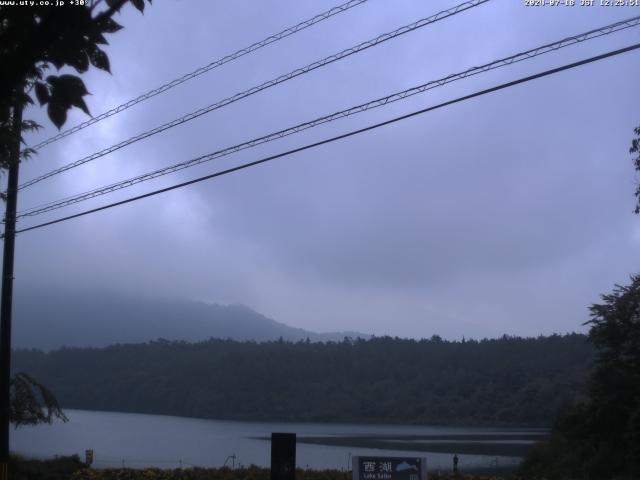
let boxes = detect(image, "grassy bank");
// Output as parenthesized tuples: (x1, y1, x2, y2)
(68, 468, 511, 480)
(11, 455, 519, 480)
(9, 454, 86, 480)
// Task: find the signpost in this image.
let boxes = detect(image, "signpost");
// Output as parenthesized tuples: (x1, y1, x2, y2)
(353, 456, 427, 480)
(271, 433, 296, 480)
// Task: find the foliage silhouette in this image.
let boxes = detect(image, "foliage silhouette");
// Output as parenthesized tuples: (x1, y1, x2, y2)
(9, 372, 67, 428)
(0, 0, 151, 169)
(520, 275, 640, 479)
(632, 125, 640, 214)
(1, 0, 151, 425)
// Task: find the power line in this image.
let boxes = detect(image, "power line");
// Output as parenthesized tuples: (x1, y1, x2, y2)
(17, 15, 640, 218)
(12, 42, 640, 237)
(18, 0, 489, 190)
(29, 0, 370, 151)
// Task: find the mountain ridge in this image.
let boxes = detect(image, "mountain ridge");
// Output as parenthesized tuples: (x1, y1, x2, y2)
(12, 288, 369, 350)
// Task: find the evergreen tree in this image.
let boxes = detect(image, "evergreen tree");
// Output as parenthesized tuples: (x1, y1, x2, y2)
(521, 275, 640, 479)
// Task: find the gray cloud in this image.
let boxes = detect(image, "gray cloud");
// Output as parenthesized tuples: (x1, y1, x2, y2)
(9, 0, 640, 340)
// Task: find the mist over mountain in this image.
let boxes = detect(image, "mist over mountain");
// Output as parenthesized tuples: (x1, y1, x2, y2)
(12, 288, 368, 350)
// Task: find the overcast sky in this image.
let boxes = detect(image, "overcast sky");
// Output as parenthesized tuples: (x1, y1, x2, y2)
(9, 0, 640, 339)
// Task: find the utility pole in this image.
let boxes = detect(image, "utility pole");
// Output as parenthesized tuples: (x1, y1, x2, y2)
(0, 101, 23, 480)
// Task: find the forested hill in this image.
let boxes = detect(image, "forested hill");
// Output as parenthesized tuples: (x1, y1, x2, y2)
(12, 288, 368, 349)
(14, 334, 593, 426)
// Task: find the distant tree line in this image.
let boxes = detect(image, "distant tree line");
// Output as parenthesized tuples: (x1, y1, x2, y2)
(13, 334, 592, 426)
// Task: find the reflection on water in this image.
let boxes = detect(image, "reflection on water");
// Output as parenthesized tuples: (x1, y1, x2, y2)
(11, 410, 545, 471)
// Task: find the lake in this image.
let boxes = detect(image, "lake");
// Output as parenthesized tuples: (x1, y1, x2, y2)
(11, 410, 546, 472)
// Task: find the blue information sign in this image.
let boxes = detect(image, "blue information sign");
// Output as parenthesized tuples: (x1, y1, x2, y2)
(353, 456, 427, 480)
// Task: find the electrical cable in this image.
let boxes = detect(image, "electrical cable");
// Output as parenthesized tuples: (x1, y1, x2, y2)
(18, 0, 489, 190)
(17, 14, 640, 218)
(29, 0, 371, 151)
(11, 42, 640, 236)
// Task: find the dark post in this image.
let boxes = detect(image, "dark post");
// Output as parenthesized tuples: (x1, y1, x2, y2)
(271, 433, 296, 480)
(85, 449, 94, 467)
(0, 102, 23, 480)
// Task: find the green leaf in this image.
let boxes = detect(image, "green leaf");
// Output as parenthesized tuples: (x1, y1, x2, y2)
(47, 102, 67, 130)
(97, 17, 123, 34)
(71, 96, 91, 116)
(92, 32, 109, 45)
(20, 148, 37, 161)
(68, 50, 90, 74)
(88, 47, 110, 73)
(10, 373, 67, 428)
(50, 57, 65, 69)
(34, 82, 50, 106)
(21, 120, 42, 132)
(53, 75, 90, 96)
(45, 75, 91, 123)
(131, 0, 145, 12)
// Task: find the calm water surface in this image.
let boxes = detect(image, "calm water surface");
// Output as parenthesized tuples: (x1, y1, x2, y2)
(12, 410, 545, 471)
